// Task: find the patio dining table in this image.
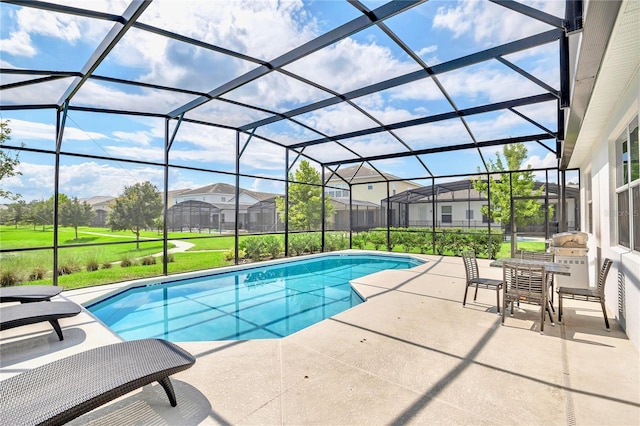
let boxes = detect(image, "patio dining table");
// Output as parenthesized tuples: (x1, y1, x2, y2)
(489, 257, 571, 276)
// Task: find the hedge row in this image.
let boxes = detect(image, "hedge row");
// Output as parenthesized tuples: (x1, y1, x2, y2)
(353, 227, 503, 259)
(228, 232, 350, 262)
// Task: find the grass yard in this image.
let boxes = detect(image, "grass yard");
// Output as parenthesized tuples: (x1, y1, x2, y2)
(1, 224, 546, 290)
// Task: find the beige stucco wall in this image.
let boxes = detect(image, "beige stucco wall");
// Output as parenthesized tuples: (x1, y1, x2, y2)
(345, 180, 421, 204)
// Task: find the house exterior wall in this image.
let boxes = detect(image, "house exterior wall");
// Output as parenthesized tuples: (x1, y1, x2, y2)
(331, 180, 420, 205)
(403, 199, 572, 230)
(580, 68, 639, 350)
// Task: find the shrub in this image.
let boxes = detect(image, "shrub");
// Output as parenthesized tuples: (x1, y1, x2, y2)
(141, 256, 156, 266)
(288, 233, 307, 256)
(162, 253, 175, 263)
(224, 248, 246, 262)
(352, 233, 368, 250)
(240, 237, 263, 261)
(1, 270, 21, 287)
(368, 231, 387, 250)
(261, 235, 282, 259)
(101, 262, 112, 269)
(86, 259, 99, 272)
(29, 267, 47, 280)
(325, 232, 348, 251)
(120, 257, 136, 268)
(57, 260, 81, 276)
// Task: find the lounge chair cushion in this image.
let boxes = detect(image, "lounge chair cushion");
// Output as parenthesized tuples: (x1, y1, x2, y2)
(0, 338, 196, 426)
(0, 285, 63, 303)
(0, 301, 81, 341)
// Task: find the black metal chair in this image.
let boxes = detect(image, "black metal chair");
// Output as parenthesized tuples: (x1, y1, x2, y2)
(462, 250, 503, 313)
(558, 258, 613, 331)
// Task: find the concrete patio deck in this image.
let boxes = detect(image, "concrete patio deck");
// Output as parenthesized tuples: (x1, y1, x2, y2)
(1, 253, 638, 425)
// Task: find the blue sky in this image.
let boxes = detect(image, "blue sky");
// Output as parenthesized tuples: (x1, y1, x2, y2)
(0, 0, 565, 202)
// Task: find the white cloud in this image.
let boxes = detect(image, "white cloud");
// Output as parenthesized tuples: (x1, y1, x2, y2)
(526, 151, 557, 169)
(433, 1, 565, 45)
(112, 131, 153, 147)
(7, 118, 106, 142)
(285, 37, 420, 94)
(0, 31, 36, 57)
(2, 160, 164, 202)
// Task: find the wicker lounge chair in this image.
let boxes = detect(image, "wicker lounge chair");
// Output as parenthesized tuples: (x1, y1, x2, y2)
(0, 301, 80, 341)
(558, 258, 613, 330)
(0, 285, 63, 303)
(0, 338, 196, 426)
(462, 250, 503, 313)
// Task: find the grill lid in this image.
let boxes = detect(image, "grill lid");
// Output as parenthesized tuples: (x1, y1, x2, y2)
(551, 231, 588, 247)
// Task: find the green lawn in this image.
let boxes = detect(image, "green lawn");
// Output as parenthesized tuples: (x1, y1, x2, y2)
(1, 225, 546, 290)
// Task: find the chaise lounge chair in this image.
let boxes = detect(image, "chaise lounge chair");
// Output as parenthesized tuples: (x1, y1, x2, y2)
(0, 301, 81, 341)
(0, 338, 196, 426)
(0, 285, 63, 303)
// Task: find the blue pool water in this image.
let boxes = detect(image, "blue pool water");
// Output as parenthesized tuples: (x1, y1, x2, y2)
(88, 254, 423, 342)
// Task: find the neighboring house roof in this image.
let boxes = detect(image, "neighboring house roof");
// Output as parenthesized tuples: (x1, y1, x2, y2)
(177, 183, 237, 197)
(81, 196, 113, 205)
(327, 164, 422, 188)
(331, 197, 380, 208)
(328, 165, 399, 182)
(175, 183, 278, 201)
(385, 179, 579, 203)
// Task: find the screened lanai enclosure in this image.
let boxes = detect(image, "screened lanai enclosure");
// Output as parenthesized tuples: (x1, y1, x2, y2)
(0, 0, 585, 287)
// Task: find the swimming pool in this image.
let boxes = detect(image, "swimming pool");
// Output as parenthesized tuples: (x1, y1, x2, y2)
(88, 253, 423, 342)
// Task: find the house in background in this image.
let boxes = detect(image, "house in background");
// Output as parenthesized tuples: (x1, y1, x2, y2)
(562, 0, 639, 349)
(81, 196, 115, 227)
(169, 183, 279, 231)
(82, 189, 191, 227)
(326, 165, 422, 205)
(385, 179, 578, 235)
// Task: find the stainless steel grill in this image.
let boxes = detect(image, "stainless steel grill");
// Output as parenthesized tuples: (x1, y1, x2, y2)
(550, 232, 590, 289)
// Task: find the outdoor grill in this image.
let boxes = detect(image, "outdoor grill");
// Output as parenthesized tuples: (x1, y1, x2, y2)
(550, 232, 590, 289)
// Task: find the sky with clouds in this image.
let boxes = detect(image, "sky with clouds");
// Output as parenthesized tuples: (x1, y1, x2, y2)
(0, 0, 572, 203)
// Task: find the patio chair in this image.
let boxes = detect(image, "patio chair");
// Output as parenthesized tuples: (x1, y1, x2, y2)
(558, 258, 613, 331)
(0, 285, 62, 303)
(502, 262, 550, 333)
(0, 301, 80, 341)
(462, 250, 503, 313)
(0, 338, 196, 425)
(519, 250, 556, 310)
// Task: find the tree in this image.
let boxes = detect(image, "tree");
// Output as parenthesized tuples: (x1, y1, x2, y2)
(275, 160, 334, 231)
(59, 197, 95, 239)
(107, 181, 163, 249)
(7, 200, 28, 228)
(472, 143, 551, 242)
(0, 120, 22, 201)
(29, 198, 53, 231)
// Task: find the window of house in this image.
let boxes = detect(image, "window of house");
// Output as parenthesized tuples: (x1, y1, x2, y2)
(441, 205, 452, 224)
(482, 205, 489, 223)
(392, 183, 396, 195)
(615, 116, 639, 251)
(327, 183, 348, 198)
(465, 209, 473, 220)
(221, 197, 226, 202)
(367, 184, 373, 190)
